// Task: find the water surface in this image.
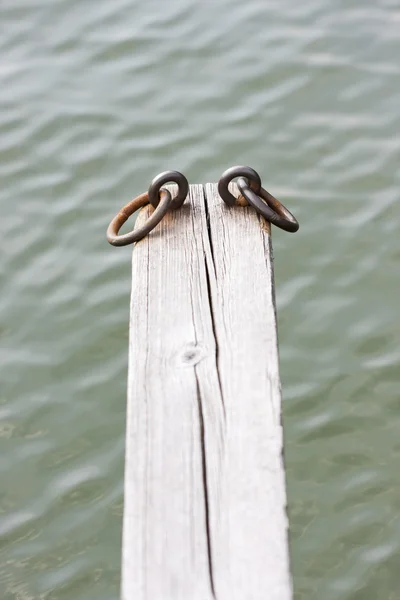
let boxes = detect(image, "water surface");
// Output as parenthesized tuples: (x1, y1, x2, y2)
(1, 0, 400, 598)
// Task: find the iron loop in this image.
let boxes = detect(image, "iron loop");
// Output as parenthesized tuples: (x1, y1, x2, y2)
(237, 177, 299, 233)
(148, 170, 189, 210)
(106, 189, 172, 247)
(218, 165, 262, 207)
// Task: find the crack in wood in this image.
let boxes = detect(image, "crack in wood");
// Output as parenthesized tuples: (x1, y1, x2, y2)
(203, 184, 226, 422)
(194, 374, 217, 599)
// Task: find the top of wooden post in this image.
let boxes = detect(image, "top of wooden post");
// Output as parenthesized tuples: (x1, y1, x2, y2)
(121, 183, 292, 600)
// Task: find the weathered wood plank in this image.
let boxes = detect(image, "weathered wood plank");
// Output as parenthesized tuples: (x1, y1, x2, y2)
(121, 184, 292, 600)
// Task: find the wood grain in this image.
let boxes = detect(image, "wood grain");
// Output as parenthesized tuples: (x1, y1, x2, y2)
(121, 184, 292, 600)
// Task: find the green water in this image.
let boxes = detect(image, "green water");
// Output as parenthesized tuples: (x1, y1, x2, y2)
(1, 1, 400, 598)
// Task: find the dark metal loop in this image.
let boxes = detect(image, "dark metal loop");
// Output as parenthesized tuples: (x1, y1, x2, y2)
(107, 189, 172, 246)
(148, 170, 189, 210)
(237, 177, 299, 233)
(218, 165, 262, 207)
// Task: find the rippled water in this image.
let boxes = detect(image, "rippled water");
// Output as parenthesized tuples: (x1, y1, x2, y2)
(1, 0, 400, 598)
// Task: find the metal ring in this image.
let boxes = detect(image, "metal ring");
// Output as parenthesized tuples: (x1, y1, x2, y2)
(107, 189, 172, 246)
(237, 178, 299, 233)
(218, 165, 262, 207)
(148, 170, 189, 210)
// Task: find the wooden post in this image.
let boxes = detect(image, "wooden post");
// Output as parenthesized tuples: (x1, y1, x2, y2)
(121, 184, 292, 600)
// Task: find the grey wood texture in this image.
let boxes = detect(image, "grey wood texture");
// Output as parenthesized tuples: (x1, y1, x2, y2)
(122, 183, 292, 600)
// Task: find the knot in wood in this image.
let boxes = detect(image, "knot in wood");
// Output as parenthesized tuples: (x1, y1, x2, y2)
(178, 343, 206, 367)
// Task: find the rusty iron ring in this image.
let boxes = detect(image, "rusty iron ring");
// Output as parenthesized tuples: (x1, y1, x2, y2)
(237, 177, 299, 233)
(218, 165, 262, 207)
(148, 170, 189, 210)
(106, 189, 172, 246)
